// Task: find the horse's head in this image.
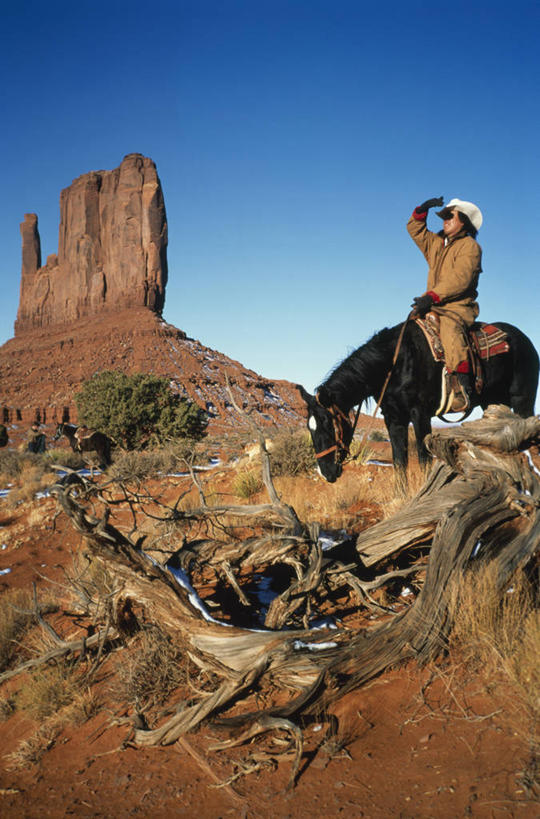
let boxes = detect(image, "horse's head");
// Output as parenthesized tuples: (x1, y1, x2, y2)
(297, 384, 353, 483)
(52, 423, 64, 441)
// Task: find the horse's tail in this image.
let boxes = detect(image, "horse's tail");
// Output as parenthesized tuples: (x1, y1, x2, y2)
(495, 322, 539, 416)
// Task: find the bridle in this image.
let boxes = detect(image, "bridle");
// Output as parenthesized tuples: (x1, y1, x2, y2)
(313, 398, 361, 464)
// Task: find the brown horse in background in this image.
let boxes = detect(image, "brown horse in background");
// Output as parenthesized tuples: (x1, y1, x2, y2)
(53, 423, 113, 469)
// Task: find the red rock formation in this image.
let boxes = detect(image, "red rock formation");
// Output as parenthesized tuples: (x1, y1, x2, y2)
(20, 213, 41, 279)
(2, 155, 307, 436)
(15, 154, 167, 333)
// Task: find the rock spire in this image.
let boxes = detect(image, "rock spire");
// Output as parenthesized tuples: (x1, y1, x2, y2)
(15, 154, 168, 334)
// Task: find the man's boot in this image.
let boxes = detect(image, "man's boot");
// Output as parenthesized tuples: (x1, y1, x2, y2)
(448, 362, 473, 413)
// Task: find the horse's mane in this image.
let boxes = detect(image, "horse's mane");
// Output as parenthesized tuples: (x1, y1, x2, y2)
(321, 324, 403, 407)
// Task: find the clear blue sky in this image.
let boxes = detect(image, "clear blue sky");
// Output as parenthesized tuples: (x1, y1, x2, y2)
(1, 0, 538, 409)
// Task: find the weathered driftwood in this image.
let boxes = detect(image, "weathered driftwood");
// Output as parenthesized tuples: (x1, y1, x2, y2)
(46, 405, 538, 779)
(356, 406, 540, 566)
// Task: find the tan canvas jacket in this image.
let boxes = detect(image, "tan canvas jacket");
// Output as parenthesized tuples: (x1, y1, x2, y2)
(407, 214, 482, 308)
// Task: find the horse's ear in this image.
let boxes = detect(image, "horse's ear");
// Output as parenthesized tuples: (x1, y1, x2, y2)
(296, 384, 313, 405)
(316, 385, 333, 408)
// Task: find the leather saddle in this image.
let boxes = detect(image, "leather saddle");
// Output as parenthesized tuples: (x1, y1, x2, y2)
(415, 314, 510, 416)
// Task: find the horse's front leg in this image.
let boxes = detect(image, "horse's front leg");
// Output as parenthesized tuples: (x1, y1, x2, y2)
(385, 417, 409, 494)
(410, 407, 432, 469)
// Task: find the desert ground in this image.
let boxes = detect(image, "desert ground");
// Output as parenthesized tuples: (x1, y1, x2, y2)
(0, 424, 538, 818)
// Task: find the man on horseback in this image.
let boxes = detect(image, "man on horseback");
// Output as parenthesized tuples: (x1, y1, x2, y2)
(27, 422, 47, 453)
(408, 196, 483, 413)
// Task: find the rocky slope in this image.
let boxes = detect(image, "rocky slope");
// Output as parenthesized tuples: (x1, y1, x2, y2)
(0, 308, 304, 431)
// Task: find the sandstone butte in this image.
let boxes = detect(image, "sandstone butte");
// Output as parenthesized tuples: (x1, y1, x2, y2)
(0, 154, 304, 432)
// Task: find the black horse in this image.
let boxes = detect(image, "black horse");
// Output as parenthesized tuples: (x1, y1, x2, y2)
(53, 423, 113, 469)
(298, 320, 538, 483)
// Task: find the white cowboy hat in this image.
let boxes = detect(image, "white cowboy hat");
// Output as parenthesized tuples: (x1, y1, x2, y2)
(437, 198, 483, 231)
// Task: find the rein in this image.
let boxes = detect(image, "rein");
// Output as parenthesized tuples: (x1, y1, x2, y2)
(371, 314, 412, 419)
(314, 315, 411, 464)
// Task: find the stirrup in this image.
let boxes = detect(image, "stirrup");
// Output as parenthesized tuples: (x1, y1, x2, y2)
(436, 368, 470, 416)
(446, 386, 470, 413)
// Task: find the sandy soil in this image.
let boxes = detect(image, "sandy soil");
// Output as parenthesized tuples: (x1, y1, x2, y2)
(0, 451, 538, 818)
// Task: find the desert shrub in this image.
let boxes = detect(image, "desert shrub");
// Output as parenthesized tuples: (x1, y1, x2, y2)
(75, 371, 208, 450)
(270, 429, 316, 477)
(115, 627, 184, 711)
(0, 589, 35, 671)
(167, 436, 215, 465)
(109, 439, 209, 482)
(368, 429, 387, 442)
(64, 688, 101, 726)
(108, 449, 174, 481)
(233, 469, 263, 499)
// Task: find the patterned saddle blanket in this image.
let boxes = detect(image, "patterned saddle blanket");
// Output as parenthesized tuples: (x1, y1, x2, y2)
(415, 314, 510, 365)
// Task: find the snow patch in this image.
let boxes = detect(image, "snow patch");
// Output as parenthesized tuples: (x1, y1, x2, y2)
(292, 640, 338, 651)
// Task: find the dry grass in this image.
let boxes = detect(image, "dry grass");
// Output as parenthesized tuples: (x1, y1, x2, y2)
(64, 687, 101, 725)
(3, 685, 100, 771)
(4, 721, 62, 769)
(0, 448, 82, 488)
(26, 505, 50, 528)
(0, 588, 35, 672)
(360, 460, 429, 519)
(108, 449, 170, 481)
(3, 463, 57, 508)
(449, 566, 540, 720)
(0, 694, 16, 720)
(17, 660, 82, 720)
(349, 438, 374, 465)
(274, 470, 366, 529)
(232, 469, 263, 500)
(46, 447, 86, 470)
(272, 458, 427, 528)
